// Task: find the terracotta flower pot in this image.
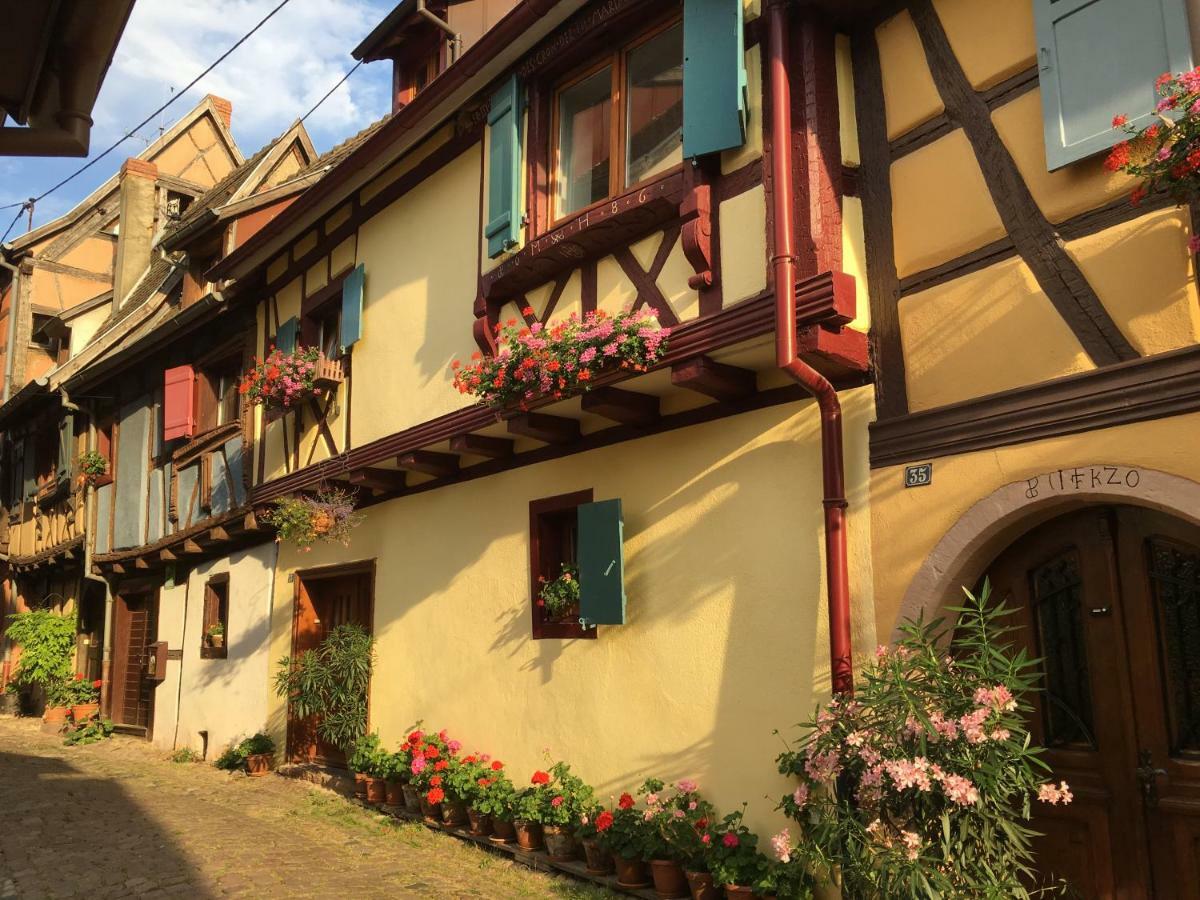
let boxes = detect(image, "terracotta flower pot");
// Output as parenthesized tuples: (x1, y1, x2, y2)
(513, 819, 544, 851)
(467, 807, 492, 836)
(723, 886, 765, 899)
(42, 706, 70, 725)
(353, 771, 368, 799)
(543, 824, 577, 861)
(441, 799, 468, 828)
(489, 817, 517, 844)
(385, 780, 405, 807)
(614, 855, 652, 889)
(685, 871, 720, 900)
(401, 783, 422, 813)
(312, 511, 333, 535)
(245, 753, 273, 777)
(582, 838, 613, 874)
(420, 797, 443, 825)
(366, 776, 387, 804)
(71, 703, 99, 722)
(650, 860, 690, 899)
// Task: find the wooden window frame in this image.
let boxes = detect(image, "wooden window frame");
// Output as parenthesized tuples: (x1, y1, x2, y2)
(92, 416, 115, 488)
(200, 573, 230, 659)
(545, 15, 683, 230)
(529, 488, 596, 640)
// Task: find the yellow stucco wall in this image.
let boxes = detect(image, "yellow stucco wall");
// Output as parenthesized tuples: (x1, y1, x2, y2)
(877, 10, 943, 140)
(932, 0, 1035, 91)
(266, 388, 878, 838)
(870, 411, 1200, 638)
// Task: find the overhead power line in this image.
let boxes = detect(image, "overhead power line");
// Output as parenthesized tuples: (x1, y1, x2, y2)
(300, 61, 364, 124)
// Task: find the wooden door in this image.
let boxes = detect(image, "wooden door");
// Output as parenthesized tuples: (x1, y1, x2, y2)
(109, 591, 158, 733)
(988, 506, 1200, 898)
(287, 567, 373, 766)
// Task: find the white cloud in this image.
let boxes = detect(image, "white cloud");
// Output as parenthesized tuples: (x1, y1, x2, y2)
(1, 0, 394, 234)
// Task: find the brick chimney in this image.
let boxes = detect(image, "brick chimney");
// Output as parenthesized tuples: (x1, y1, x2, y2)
(204, 94, 233, 129)
(112, 158, 159, 306)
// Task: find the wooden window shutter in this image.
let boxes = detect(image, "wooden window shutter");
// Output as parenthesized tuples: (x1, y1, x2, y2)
(340, 263, 365, 351)
(485, 74, 522, 259)
(21, 435, 36, 500)
(1035, 0, 1192, 170)
(162, 365, 196, 441)
(578, 498, 626, 626)
(275, 316, 298, 353)
(56, 416, 71, 485)
(682, 0, 748, 159)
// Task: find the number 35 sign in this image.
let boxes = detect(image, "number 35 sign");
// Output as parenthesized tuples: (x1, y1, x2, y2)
(904, 463, 933, 488)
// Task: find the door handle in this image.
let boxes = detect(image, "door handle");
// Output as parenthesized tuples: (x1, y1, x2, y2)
(1136, 749, 1167, 806)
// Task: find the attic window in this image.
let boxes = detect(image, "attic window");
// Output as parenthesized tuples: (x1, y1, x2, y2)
(30, 313, 55, 350)
(165, 191, 193, 219)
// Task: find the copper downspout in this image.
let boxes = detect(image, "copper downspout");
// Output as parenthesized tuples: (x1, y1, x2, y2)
(767, 1, 853, 695)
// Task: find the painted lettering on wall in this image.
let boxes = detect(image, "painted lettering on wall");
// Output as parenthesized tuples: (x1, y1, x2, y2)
(1024, 466, 1141, 500)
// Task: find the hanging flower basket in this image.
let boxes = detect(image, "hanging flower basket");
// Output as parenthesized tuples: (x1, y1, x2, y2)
(451, 308, 669, 411)
(240, 346, 343, 411)
(264, 486, 363, 551)
(76, 450, 108, 487)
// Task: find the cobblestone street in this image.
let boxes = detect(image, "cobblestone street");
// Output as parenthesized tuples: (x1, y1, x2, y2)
(0, 717, 613, 899)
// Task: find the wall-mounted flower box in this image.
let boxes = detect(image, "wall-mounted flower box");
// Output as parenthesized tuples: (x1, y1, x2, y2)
(241, 347, 342, 413)
(313, 354, 345, 391)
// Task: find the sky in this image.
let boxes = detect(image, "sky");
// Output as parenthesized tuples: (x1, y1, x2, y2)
(0, 0, 396, 237)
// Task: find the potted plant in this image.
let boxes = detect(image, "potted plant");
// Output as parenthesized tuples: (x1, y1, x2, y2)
(706, 809, 768, 898)
(536, 563, 580, 625)
(4, 610, 77, 720)
(408, 729, 455, 824)
(364, 740, 390, 804)
(76, 450, 108, 487)
(240, 345, 340, 411)
(66, 673, 102, 722)
(242, 733, 275, 777)
(204, 622, 225, 650)
(383, 747, 408, 809)
(1108, 69, 1200, 210)
(577, 805, 615, 875)
(347, 732, 381, 799)
(511, 769, 553, 851)
(475, 761, 517, 843)
(42, 678, 73, 726)
(652, 779, 716, 900)
(598, 790, 652, 889)
(265, 487, 363, 551)
(447, 752, 491, 834)
(451, 307, 670, 411)
(399, 731, 423, 812)
(538, 761, 594, 862)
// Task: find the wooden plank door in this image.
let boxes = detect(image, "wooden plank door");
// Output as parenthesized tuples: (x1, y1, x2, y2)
(109, 591, 158, 733)
(1113, 507, 1200, 899)
(287, 568, 373, 766)
(988, 508, 1150, 898)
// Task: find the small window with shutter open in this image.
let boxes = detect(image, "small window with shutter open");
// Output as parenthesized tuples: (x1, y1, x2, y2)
(163, 365, 196, 442)
(200, 574, 229, 659)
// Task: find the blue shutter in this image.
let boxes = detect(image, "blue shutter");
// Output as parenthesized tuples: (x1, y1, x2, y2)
(485, 74, 522, 259)
(275, 316, 298, 353)
(683, 0, 748, 158)
(340, 263, 365, 352)
(578, 499, 626, 626)
(1036, 0, 1192, 170)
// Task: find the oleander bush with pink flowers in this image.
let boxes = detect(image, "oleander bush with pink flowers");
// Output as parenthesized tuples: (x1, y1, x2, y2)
(773, 583, 1072, 898)
(451, 307, 669, 410)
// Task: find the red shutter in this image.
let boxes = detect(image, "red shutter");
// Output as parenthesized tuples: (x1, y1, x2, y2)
(163, 365, 196, 441)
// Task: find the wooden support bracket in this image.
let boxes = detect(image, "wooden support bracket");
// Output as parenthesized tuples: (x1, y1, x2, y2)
(160, 549, 177, 562)
(397, 450, 460, 478)
(580, 386, 660, 426)
(670, 356, 756, 402)
(182, 539, 204, 554)
(348, 467, 408, 492)
(449, 433, 515, 459)
(507, 411, 581, 445)
(208, 526, 230, 543)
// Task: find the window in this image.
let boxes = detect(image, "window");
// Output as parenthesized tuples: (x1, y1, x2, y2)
(200, 574, 229, 659)
(552, 21, 683, 219)
(529, 489, 595, 640)
(196, 355, 243, 433)
(94, 417, 114, 487)
(1034, 0, 1193, 170)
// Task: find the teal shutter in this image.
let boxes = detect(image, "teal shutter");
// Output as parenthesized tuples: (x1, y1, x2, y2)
(578, 499, 626, 626)
(683, 0, 747, 158)
(485, 74, 522, 259)
(56, 416, 71, 485)
(340, 263, 365, 352)
(275, 316, 298, 353)
(1036, 0, 1192, 170)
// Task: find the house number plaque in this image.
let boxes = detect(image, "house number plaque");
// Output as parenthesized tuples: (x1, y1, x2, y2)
(904, 463, 933, 488)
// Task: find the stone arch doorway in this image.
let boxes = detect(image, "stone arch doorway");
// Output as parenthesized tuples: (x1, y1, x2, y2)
(980, 504, 1200, 898)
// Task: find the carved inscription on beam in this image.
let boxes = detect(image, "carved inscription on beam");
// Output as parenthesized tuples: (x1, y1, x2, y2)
(397, 451, 460, 478)
(449, 433, 515, 459)
(507, 412, 581, 445)
(671, 356, 756, 402)
(580, 386, 660, 426)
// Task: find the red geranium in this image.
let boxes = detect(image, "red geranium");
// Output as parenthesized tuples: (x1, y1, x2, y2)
(425, 745, 440, 759)
(430, 775, 442, 787)
(408, 730, 423, 745)
(434, 760, 448, 771)
(491, 760, 504, 771)
(91, 680, 102, 689)
(618, 792, 635, 810)
(596, 810, 614, 831)
(531, 770, 550, 785)
(427, 787, 445, 805)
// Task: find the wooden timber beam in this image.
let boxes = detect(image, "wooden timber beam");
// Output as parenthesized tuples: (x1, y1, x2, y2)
(160, 549, 177, 562)
(580, 386, 660, 426)
(348, 467, 408, 492)
(207, 526, 230, 543)
(182, 539, 204, 554)
(111, 563, 126, 574)
(507, 412, 581, 445)
(670, 356, 756, 402)
(397, 450, 460, 478)
(242, 511, 260, 532)
(449, 433, 514, 459)
(134, 558, 150, 570)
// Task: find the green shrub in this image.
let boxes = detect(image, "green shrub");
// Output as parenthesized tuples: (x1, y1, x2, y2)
(171, 747, 202, 764)
(273, 623, 374, 752)
(214, 732, 276, 770)
(5, 611, 76, 688)
(62, 717, 114, 746)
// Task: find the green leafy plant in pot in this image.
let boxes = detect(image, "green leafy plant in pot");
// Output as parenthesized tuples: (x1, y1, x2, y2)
(704, 808, 769, 897)
(5, 610, 77, 717)
(473, 761, 516, 843)
(596, 788, 654, 889)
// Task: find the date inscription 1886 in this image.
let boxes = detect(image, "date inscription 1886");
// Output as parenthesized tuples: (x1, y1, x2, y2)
(1024, 465, 1141, 499)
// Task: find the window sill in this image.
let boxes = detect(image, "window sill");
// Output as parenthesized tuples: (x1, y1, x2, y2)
(481, 169, 688, 301)
(199, 645, 228, 660)
(173, 421, 242, 467)
(533, 620, 597, 641)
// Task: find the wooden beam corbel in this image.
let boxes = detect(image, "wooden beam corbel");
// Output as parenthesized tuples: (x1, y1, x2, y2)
(208, 526, 230, 543)
(580, 386, 660, 426)
(348, 467, 408, 492)
(134, 558, 150, 570)
(507, 411, 581, 445)
(111, 563, 126, 574)
(160, 549, 177, 562)
(670, 356, 756, 402)
(182, 539, 204, 555)
(397, 450, 460, 478)
(242, 512, 260, 532)
(449, 433, 515, 459)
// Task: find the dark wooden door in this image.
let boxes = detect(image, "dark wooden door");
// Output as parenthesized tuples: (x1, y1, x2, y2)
(287, 568, 373, 766)
(109, 591, 158, 733)
(988, 506, 1200, 898)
